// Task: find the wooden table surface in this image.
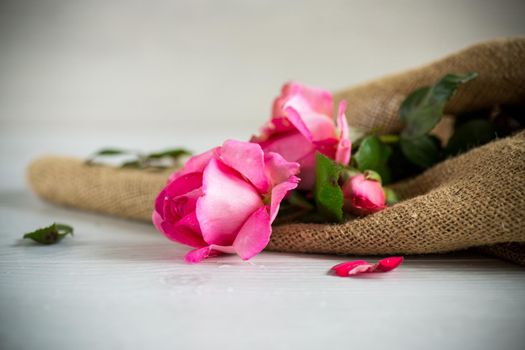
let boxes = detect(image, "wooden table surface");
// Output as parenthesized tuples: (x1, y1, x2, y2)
(0, 122, 524, 350)
(1, 187, 525, 350)
(2, 1, 525, 348)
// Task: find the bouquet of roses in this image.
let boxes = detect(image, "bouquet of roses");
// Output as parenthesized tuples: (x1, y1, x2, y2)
(25, 39, 525, 271)
(152, 72, 484, 266)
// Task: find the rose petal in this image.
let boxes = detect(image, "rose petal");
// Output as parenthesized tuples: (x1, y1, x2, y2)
(252, 117, 294, 142)
(160, 216, 207, 248)
(331, 260, 372, 277)
(164, 172, 203, 198)
(219, 140, 270, 193)
(152, 210, 164, 233)
(294, 150, 317, 190)
(233, 206, 272, 260)
(371, 256, 404, 272)
(350, 194, 386, 215)
(283, 106, 314, 141)
(335, 100, 351, 165)
(184, 245, 237, 264)
(258, 131, 315, 166)
(184, 246, 214, 263)
(196, 158, 263, 246)
(342, 174, 386, 215)
(274, 83, 336, 141)
(275, 81, 333, 118)
(264, 151, 301, 187)
(168, 148, 217, 182)
(154, 173, 203, 225)
(292, 82, 333, 117)
(331, 257, 403, 277)
(269, 180, 300, 222)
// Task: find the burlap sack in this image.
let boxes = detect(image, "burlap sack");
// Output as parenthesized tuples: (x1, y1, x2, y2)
(27, 38, 525, 264)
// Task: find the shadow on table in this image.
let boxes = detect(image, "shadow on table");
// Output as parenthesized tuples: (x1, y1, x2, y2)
(2, 189, 521, 271)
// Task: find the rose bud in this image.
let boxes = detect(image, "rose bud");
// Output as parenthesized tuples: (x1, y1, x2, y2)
(251, 82, 351, 190)
(153, 140, 300, 263)
(342, 171, 386, 215)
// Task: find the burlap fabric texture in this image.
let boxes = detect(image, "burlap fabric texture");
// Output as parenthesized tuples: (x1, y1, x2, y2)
(28, 38, 525, 264)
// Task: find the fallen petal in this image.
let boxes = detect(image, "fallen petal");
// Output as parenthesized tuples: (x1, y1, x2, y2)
(371, 256, 404, 272)
(331, 260, 372, 277)
(185, 246, 213, 263)
(331, 257, 403, 277)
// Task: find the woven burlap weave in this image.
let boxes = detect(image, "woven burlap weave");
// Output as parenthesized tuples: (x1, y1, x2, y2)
(27, 38, 525, 264)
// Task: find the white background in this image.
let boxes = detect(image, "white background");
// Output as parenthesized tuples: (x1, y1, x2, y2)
(2, 0, 525, 175)
(1, 1, 525, 350)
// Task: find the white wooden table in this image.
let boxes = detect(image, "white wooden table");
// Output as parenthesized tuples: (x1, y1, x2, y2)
(2, 1, 525, 347)
(1, 124, 525, 350)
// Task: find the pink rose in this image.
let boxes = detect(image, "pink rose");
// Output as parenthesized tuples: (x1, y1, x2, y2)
(251, 82, 351, 189)
(153, 140, 300, 263)
(342, 172, 386, 215)
(331, 257, 403, 277)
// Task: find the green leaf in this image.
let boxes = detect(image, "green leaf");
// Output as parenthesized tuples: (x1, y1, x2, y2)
(23, 223, 74, 245)
(353, 136, 392, 184)
(363, 170, 382, 183)
(120, 160, 142, 168)
(314, 152, 344, 222)
(378, 134, 400, 144)
(445, 119, 497, 156)
(286, 191, 314, 210)
(147, 148, 191, 159)
(87, 147, 191, 169)
(93, 148, 130, 156)
(387, 144, 422, 182)
(400, 134, 441, 168)
(400, 72, 478, 139)
(86, 148, 137, 165)
(383, 187, 400, 206)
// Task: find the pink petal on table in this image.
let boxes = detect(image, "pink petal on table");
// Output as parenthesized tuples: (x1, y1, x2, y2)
(331, 257, 403, 277)
(185, 246, 214, 263)
(184, 244, 237, 264)
(331, 260, 372, 277)
(371, 256, 404, 272)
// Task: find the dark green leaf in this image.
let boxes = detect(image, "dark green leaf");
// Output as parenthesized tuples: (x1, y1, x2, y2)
(120, 160, 142, 168)
(86, 148, 137, 165)
(87, 147, 191, 169)
(23, 223, 73, 245)
(314, 152, 344, 222)
(286, 191, 314, 210)
(400, 134, 441, 168)
(400, 72, 478, 139)
(387, 144, 423, 182)
(147, 148, 191, 159)
(378, 134, 400, 144)
(93, 148, 130, 156)
(383, 187, 400, 206)
(446, 119, 497, 156)
(353, 136, 392, 184)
